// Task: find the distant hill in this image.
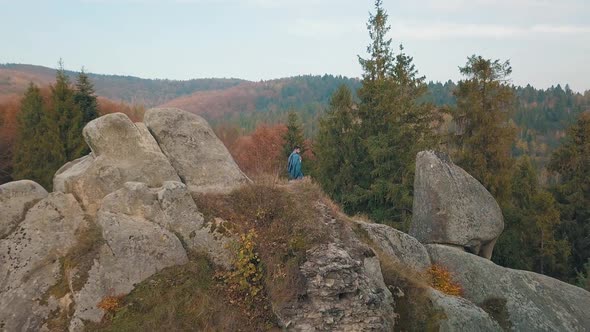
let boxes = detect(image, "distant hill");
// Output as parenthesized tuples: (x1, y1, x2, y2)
(2, 63, 588, 150)
(0, 63, 245, 106)
(0, 64, 360, 134)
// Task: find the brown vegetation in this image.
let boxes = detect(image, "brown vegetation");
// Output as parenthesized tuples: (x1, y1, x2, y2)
(221, 124, 288, 178)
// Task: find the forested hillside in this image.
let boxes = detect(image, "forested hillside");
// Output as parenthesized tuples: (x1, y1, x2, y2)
(0, 63, 245, 106)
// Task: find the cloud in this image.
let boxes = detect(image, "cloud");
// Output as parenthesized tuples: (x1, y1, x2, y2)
(391, 21, 590, 40)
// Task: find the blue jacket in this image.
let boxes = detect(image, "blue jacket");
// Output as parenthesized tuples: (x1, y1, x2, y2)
(287, 152, 303, 179)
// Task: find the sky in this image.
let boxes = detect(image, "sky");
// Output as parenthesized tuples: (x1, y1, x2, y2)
(1, 0, 589, 91)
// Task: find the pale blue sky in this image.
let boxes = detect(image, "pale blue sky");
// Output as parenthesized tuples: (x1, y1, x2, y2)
(1, 0, 589, 91)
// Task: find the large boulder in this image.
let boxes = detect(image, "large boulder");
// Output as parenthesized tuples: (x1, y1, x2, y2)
(0, 193, 87, 331)
(144, 108, 250, 194)
(427, 244, 590, 331)
(354, 220, 431, 271)
(0, 180, 48, 239)
(70, 187, 189, 326)
(53, 113, 181, 214)
(410, 151, 504, 259)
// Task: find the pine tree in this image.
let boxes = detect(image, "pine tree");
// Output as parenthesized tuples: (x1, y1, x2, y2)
(74, 68, 99, 126)
(451, 55, 516, 203)
(354, 0, 439, 227)
(13, 83, 45, 183)
(282, 111, 306, 157)
(549, 112, 590, 279)
(315, 85, 364, 209)
(362, 45, 440, 228)
(12, 83, 65, 189)
(314, 0, 440, 227)
(52, 61, 86, 161)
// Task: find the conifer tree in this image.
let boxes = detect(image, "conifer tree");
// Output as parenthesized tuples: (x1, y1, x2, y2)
(12, 83, 65, 189)
(494, 157, 570, 277)
(549, 112, 590, 279)
(50, 61, 86, 161)
(315, 85, 364, 208)
(74, 68, 99, 126)
(451, 55, 516, 203)
(316, 0, 439, 228)
(282, 111, 305, 157)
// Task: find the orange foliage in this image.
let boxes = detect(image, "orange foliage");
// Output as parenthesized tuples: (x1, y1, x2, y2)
(427, 264, 463, 296)
(97, 295, 124, 313)
(226, 124, 287, 177)
(97, 97, 145, 122)
(160, 81, 279, 119)
(0, 95, 20, 182)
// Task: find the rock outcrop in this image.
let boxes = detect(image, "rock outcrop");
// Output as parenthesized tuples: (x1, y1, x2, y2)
(144, 108, 250, 194)
(97, 181, 233, 268)
(0, 193, 87, 331)
(427, 244, 590, 331)
(410, 150, 504, 259)
(282, 243, 395, 331)
(53, 113, 181, 214)
(70, 187, 189, 326)
(2, 111, 589, 331)
(0, 180, 48, 239)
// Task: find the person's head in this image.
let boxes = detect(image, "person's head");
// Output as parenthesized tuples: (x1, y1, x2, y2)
(294, 145, 301, 153)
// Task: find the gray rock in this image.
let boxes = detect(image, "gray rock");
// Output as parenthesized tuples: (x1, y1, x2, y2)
(427, 244, 590, 331)
(99, 181, 233, 268)
(0, 193, 87, 332)
(354, 220, 431, 271)
(0, 180, 48, 239)
(410, 151, 504, 259)
(427, 289, 502, 332)
(53, 113, 181, 215)
(144, 108, 250, 194)
(71, 199, 189, 324)
(284, 243, 395, 331)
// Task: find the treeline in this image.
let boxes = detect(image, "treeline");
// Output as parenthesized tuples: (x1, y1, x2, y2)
(0, 62, 146, 188)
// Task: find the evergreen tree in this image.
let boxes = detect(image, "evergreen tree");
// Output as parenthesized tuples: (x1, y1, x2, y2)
(315, 85, 364, 208)
(315, 0, 439, 228)
(451, 55, 516, 203)
(494, 157, 570, 278)
(549, 112, 590, 279)
(12, 83, 65, 189)
(282, 111, 306, 157)
(74, 68, 99, 126)
(50, 61, 86, 161)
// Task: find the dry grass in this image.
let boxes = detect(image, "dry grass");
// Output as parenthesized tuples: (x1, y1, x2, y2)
(87, 255, 272, 332)
(194, 181, 329, 318)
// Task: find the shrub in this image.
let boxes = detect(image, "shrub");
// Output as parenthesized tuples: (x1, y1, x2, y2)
(221, 229, 264, 302)
(97, 295, 124, 313)
(427, 264, 463, 296)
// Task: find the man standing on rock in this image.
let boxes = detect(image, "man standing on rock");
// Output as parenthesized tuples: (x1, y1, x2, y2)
(287, 146, 304, 180)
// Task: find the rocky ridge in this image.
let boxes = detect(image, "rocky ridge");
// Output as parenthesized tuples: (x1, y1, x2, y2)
(0, 108, 589, 331)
